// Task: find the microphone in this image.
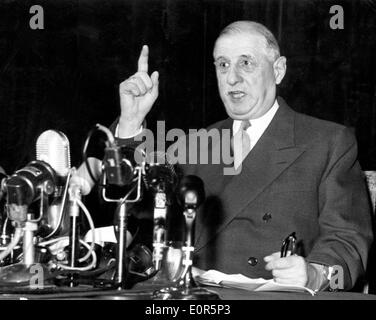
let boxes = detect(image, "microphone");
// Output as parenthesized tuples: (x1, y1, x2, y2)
(0, 161, 57, 283)
(0, 131, 70, 283)
(176, 175, 205, 271)
(36, 130, 71, 237)
(4, 160, 56, 225)
(177, 175, 205, 210)
(143, 151, 178, 271)
(103, 145, 139, 187)
(152, 175, 219, 300)
(36, 130, 71, 182)
(144, 151, 178, 194)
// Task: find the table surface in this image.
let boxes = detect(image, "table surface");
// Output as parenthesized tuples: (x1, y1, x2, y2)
(0, 285, 375, 300)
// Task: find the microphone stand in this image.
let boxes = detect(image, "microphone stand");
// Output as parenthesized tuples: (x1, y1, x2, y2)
(67, 185, 81, 287)
(152, 191, 167, 272)
(152, 206, 219, 300)
(102, 167, 143, 289)
(0, 189, 53, 287)
(152, 176, 219, 300)
(133, 189, 174, 290)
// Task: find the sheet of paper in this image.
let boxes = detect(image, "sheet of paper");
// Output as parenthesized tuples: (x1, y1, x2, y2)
(196, 269, 316, 296)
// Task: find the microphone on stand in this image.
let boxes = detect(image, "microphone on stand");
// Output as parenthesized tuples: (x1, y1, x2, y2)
(103, 137, 136, 187)
(97, 124, 145, 289)
(143, 151, 178, 272)
(36, 130, 71, 178)
(0, 160, 57, 285)
(0, 130, 75, 286)
(36, 130, 71, 238)
(176, 175, 205, 273)
(153, 175, 219, 300)
(5, 161, 57, 223)
(36, 130, 89, 286)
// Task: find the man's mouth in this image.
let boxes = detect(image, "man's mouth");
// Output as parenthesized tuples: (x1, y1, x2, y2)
(228, 91, 246, 100)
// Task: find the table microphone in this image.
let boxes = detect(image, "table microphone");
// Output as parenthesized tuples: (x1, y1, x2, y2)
(5, 161, 57, 223)
(144, 151, 178, 271)
(36, 130, 71, 182)
(36, 130, 71, 238)
(152, 175, 219, 300)
(2, 160, 57, 280)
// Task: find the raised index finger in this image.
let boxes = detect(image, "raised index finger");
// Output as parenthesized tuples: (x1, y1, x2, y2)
(137, 45, 149, 73)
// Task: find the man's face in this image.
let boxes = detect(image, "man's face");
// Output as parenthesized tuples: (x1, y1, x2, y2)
(213, 32, 280, 120)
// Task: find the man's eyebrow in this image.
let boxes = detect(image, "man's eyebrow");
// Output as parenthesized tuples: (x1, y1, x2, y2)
(240, 54, 257, 60)
(213, 56, 228, 61)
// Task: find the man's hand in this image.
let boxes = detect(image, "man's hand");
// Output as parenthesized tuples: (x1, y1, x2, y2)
(118, 45, 159, 137)
(264, 252, 316, 287)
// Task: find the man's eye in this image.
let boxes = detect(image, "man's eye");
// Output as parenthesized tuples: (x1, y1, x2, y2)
(239, 59, 255, 70)
(215, 60, 230, 71)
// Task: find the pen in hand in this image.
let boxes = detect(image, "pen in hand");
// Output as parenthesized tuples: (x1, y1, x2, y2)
(280, 232, 297, 258)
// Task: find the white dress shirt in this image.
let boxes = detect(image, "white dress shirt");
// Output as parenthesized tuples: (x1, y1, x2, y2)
(232, 99, 279, 151)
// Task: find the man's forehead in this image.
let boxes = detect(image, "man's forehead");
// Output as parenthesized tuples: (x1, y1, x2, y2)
(213, 32, 266, 59)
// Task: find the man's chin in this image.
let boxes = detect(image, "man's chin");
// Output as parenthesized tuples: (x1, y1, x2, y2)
(226, 107, 253, 120)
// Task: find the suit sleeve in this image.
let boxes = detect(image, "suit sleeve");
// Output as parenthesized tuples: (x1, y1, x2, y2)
(307, 127, 373, 290)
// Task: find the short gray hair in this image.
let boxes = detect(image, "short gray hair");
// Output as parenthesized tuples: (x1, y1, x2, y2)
(217, 21, 280, 62)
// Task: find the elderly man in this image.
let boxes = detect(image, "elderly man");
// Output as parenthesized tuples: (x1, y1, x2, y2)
(80, 21, 372, 292)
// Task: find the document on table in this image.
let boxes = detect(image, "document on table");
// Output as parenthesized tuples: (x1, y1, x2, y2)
(195, 269, 316, 296)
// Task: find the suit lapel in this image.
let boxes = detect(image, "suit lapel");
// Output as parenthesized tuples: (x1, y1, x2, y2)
(195, 98, 306, 250)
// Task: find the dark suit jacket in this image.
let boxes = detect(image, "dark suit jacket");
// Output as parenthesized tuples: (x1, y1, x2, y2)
(115, 97, 373, 290)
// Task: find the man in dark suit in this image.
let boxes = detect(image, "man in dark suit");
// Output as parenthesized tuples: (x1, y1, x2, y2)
(81, 21, 373, 291)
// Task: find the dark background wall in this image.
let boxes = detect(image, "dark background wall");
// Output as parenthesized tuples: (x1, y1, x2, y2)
(0, 0, 375, 174)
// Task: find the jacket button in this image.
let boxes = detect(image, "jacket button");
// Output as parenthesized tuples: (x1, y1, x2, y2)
(262, 213, 272, 222)
(247, 256, 258, 266)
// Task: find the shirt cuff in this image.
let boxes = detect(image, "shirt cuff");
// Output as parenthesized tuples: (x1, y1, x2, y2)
(114, 123, 144, 139)
(307, 263, 331, 292)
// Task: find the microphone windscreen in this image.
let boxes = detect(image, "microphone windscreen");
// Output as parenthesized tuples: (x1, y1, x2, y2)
(36, 130, 71, 177)
(144, 151, 177, 192)
(177, 175, 205, 207)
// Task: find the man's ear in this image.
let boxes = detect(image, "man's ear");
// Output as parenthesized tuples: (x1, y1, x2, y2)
(273, 56, 287, 85)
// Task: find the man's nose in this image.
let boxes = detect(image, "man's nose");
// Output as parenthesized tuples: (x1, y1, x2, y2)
(226, 66, 242, 85)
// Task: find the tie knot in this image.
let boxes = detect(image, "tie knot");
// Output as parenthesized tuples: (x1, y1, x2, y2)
(241, 120, 251, 131)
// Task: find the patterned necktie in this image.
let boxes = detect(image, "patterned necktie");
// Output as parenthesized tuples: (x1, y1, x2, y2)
(233, 120, 251, 170)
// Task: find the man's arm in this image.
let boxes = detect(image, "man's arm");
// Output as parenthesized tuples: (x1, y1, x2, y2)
(70, 45, 158, 195)
(307, 127, 373, 290)
(264, 127, 373, 291)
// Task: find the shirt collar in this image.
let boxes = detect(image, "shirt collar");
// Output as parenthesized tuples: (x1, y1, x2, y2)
(233, 99, 279, 134)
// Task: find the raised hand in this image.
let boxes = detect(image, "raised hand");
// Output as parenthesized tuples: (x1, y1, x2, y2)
(118, 45, 159, 137)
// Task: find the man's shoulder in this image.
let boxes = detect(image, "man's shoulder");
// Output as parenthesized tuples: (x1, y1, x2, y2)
(278, 96, 345, 133)
(295, 111, 345, 132)
(276, 97, 355, 147)
(292, 107, 355, 147)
